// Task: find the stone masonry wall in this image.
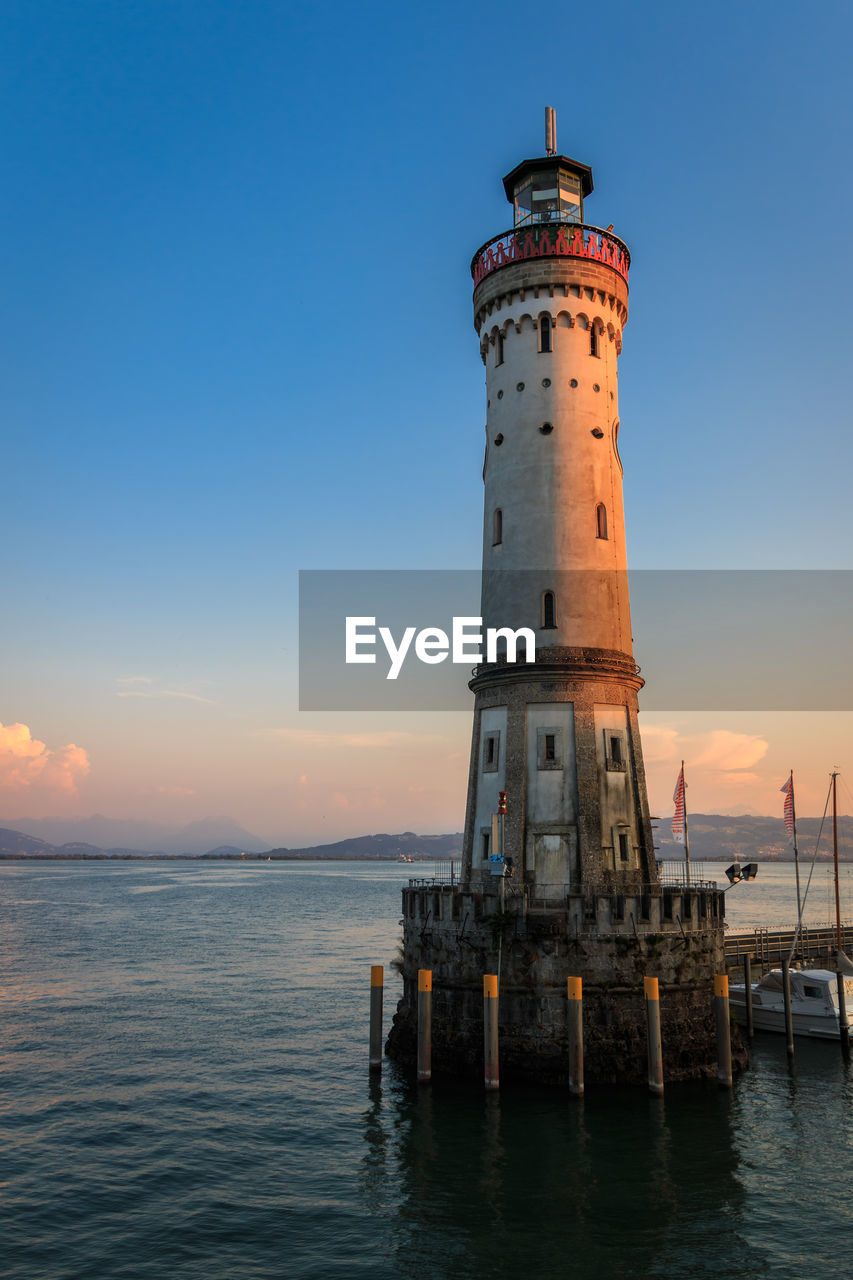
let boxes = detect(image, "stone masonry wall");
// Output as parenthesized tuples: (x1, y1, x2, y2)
(386, 883, 746, 1085)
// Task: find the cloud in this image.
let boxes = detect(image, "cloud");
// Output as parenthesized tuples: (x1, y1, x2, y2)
(641, 723, 772, 815)
(640, 725, 768, 772)
(118, 690, 215, 704)
(691, 731, 768, 771)
(262, 728, 419, 749)
(116, 684, 215, 705)
(329, 789, 389, 813)
(0, 722, 90, 795)
(116, 675, 155, 686)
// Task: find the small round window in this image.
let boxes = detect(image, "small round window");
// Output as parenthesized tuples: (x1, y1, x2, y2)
(541, 377, 551, 388)
(516, 382, 525, 392)
(494, 433, 504, 446)
(497, 389, 504, 399)
(570, 379, 578, 388)
(539, 422, 553, 435)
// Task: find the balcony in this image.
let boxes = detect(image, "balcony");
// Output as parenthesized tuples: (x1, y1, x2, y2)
(471, 222, 630, 288)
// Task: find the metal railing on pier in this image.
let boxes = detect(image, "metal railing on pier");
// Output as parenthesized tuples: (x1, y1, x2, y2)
(656, 860, 718, 889)
(408, 861, 460, 888)
(724, 922, 853, 966)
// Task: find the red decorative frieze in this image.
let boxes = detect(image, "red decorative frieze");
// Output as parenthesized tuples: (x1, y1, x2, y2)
(471, 223, 630, 287)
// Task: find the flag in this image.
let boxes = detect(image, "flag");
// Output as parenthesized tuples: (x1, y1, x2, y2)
(672, 765, 686, 844)
(780, 773, 795, 843)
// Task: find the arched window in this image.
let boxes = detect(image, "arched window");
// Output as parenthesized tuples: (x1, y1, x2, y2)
(590, 323, 599, 357)
(496, 332, 504, 366)
(596, 503, 608, 539)
(539, 314, 552, 353)
(492, 508, 502, 545)
(542, 590, 557, 629)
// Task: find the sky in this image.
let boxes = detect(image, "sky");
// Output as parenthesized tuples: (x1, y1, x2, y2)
(2, 0, 853, 845)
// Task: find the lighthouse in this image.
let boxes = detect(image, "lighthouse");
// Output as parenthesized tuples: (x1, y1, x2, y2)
(387, 114, 737, 1085)
(462, 108, 656, 901)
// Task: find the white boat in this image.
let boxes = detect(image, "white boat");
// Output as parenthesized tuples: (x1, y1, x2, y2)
(730, 968, 853, 1040)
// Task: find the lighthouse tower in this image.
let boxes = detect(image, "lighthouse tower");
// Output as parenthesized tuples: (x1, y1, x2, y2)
(387, 115, 734, 1086)
(463, 110, 656, 900)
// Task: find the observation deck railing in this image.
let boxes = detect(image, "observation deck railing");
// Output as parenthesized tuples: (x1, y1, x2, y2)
(471, 221, 631, 288)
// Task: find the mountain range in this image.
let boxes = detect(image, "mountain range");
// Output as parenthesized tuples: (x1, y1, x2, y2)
(0, 812, 851, 860)
(655, 812, 853, 862)
(0, 813, 271, 856)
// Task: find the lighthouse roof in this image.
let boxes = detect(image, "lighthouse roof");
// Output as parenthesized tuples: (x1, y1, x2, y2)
(502, 155, 594, 202)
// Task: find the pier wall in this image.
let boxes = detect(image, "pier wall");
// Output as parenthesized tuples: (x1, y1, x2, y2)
(387, 882, 746, 1085)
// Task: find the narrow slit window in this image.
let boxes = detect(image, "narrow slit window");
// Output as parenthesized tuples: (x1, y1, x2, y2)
(610, 735, 623, 766)
(482, 831, 490, 862)
(544, 733, 556, 762)
(493, 508, 503, 545)
(542, 590, 557, 629)
(596, 503, 608, 539)
(496, 333, 504, 366)
(539, 314, 552, 353)
(618, 833, 629, 862)
(590, 324, 599, 357)
(486, 737, 495, 765)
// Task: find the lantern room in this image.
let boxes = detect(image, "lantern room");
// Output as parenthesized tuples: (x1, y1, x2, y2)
(502, 156, 594, 227)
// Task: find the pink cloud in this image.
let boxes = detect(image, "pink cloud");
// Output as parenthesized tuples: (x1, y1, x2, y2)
(0, 722, 91, 795)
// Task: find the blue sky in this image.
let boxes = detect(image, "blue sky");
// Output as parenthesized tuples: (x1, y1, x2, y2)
(2, 0, 852, 842)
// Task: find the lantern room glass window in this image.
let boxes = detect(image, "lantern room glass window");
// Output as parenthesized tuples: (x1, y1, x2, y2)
(513, 168, 583, 226)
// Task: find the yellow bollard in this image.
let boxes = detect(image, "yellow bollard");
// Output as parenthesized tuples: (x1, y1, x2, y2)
(714, 974, 732, 1089)
(644, 976, 664, 1096)
(483, 974, 499, 1091)
(417, 969, 432, 1083)
(369, 965, 383, 1071)
(567, 977, 584, 1097)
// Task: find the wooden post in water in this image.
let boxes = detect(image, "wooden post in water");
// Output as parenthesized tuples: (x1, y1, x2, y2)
(369, 965, 384, 1071)
(714, 974, 732, 1089)
(567, 976, 584, 1097)
(644, 977, 664, 1096)
(417, 969, 432, 1083)
(743, 954, 754, 1039)
(836, 973, 850, 1059)
(483, 974, 500, 1091)
(781, 957, 794, 1059)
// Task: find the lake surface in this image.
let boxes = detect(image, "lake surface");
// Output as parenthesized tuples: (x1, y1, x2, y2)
(2, 860, 852, 1279)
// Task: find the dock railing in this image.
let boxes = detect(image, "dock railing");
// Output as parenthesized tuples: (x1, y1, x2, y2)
(724, 921, 853, 967)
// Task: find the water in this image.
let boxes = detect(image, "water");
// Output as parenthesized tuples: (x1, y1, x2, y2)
(2, 860, 852, 1279)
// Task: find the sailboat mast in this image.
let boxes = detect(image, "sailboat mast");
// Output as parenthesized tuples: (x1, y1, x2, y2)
(683, 759, 691, 889)
(832, 770, 842, 952)
(791, 771, 804, 937)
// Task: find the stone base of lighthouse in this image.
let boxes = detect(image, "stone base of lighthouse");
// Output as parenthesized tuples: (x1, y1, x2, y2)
(386, 882, 747, 1085)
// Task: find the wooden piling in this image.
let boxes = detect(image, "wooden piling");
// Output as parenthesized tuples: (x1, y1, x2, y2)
(714, 974, 732, 1089)
(644, 976, 664, 1096)
(369, 965, 384, 1071)
(567, 976, 584, 1097)
(781, 957, 794, 1058)
(483, 974, 499, 1091)
(417, 969, 432, 1083)
(743, 954, 754, 1039)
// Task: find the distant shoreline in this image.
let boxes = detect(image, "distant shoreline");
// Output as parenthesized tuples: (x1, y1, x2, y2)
(2, 852, 851, 863)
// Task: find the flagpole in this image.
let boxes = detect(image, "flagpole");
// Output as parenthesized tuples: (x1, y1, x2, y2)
(791, 770, 803, 943)
(682, 759, 691, 889)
